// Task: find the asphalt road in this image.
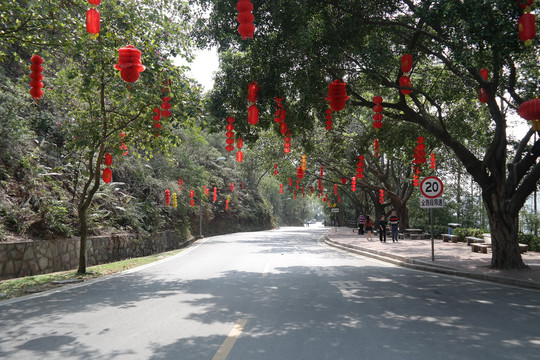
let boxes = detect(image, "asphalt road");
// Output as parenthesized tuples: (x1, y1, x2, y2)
(1, 225, 540, 360)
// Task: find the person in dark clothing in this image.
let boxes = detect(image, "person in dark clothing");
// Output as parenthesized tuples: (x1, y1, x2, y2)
(379, 215, 387, 243)
(357, 214, 366, 235)
(389, 211, 399, 242)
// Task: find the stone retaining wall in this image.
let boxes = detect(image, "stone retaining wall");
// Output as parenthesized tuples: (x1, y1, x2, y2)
(0, 231, 191, 280)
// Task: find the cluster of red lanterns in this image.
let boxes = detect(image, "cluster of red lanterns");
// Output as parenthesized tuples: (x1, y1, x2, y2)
(237, 0, 255, 40)
(152, 107, 162, 137)
(29, 55, 44, 101)
(102, 153, 112, 184)
(413, 136, 427, 165)
(236, 137, 244, 162)
(430, 153, 436, 170)
(114, 45, 145, 83)
(247, 81, 259, 126)
(379, 189, 384, 204)
(190, 190, 195, 207)
(225, 116, 235, 152)
(372, 96, 383, 131)
(283, 132, 291, 154)
(326, 79, 349, 111)
(356, 155, 365, 179)
(518, 98, 540, 131)
(86, 0, 100, 39)
(373, 139, 380, 157)
(165, 190, 171, 206)
(351, 177, 357, 192)
(399, 53, 412, 96)
(325, 108, 333, 130)
(517, 0, 536, 45)
(478, 68, 489, 103)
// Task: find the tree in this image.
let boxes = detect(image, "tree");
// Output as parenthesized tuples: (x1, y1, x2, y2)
(192, 0, 539, 269)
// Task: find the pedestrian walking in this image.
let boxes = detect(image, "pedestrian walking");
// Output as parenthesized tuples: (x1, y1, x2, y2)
(389, 211, 399, 242)
(379, 215, 387, 243)
(357, 213, 366, 235)
(365, 216, 374, 241)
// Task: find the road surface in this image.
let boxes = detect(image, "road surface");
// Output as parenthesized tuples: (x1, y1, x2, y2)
(1, 225, 540, 359)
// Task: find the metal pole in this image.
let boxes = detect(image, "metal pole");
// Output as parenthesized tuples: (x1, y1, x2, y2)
(430, 207, 435, 261)
(199, 198, 203, 238)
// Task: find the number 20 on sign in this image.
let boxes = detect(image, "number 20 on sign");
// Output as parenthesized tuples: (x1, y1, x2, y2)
(420, 176, 444, 199)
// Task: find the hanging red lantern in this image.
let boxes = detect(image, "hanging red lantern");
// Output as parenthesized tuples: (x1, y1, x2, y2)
(517, 0, 534, 9)
(399, 76, 412, 95)
(373, 139, 380, 158)
(225, 196, 230, 210)
(372, 96, 384, 131)
(248, 81, 259, 102)
(518, 98, 540, 131)
(379, 189, 384, 204)
(161, 96, 172, 118)
(104, 153, 113, 166)
(230, 183, 235, 192)
(351, 177, 356, 192)
(413, 165, 421, 187)
(236, 137, 243, 162)
(114, 45, 145, 83)
(165, 190, 171, 206)
(288, 178, 292, 187)
(325, 108, 333, 130)
(178, 179, 184, 193)
(413, 136, 427, 165)
(296, 179, 300, 190)
(225, 117, 235, 152)
(297, 166, 304, 180)
(401, 53, 412, 73)
(190, 190, 195, 207)
(274, 163, 278, 176)
(326, 79, 349, 111)
(518, 13, 536, 45)
(320, 165, 324, 178)
(236, 151, 243, 162)
(237, 0, 255, 40)
(248, 104, 259, 126)
(478, 68, 489, 103)
(102, 168, 112, 184)
(280, 183, 283, 194)
(283, 132, 291, 153)
(430, 153, 436, 170)
(213, 187, 217, 202)
(86, 8, 100, 39)
(279, 122, 289, 135)
(274, 97, 287, 123)
(334, 184, 338, 195)
(29, 55, 44, 101)
(340, 178, 347, 185)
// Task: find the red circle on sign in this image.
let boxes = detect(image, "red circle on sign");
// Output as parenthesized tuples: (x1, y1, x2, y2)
(420, 176, 443, 198)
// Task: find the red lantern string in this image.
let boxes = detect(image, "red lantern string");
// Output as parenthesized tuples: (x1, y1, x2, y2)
(165, 190, 171, 206)
(237, 0, 255, 40)
(294, 191, 297, 200)
(413, 136, 427, 165)
(518, 98, 540, 131)
(413, 165, 421, 187)
(338, 195, 341, 203)
(248, 81, 259, 103)
(325, 108, 333, 131)
(236, 137, 243, 162)
(190, 190, 195, 207)
(248, 104, 259, 126)
(399, 53, 413, 96)
(29, 55, 44, 101)
(102, 152, 112, 184)
(86, 0, 101, 39)
(478, 68, 489, 103)
(283, 132, 291, 154)
(373, 139, 380, 158)
(114, 45, 145, 83)
(318, 179, 323, 190)
(274, 163, 278, 176)
(230, 182, 235, 192)
(399, 76, 412, 96)
(296, 179, 300, 190)
(326, 80, 349, 111)
(430, 153, 436, 170)
(372, 96, 383, 131)
(280, 183, 283, 194)
(152, 107, 161, 137)
(288, 178, 292, 187)
(334, 184, 338, 195)
(379, 189, 384, 204)
(225, 117, 235, 152)
(213, 187, 217, 202)
(356, 155, 365, 180)
(226, 196, 230, 210)
(274, 97, 287, 123)
(297, 167, 304, 180)
(351, 177, 356, 192)
(119, 142, 128, 156)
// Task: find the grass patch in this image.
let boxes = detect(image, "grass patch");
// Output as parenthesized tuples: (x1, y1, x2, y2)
(0, 248, 184, 300)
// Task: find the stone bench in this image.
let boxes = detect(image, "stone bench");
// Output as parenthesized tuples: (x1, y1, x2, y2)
(410, 233, 430, 240)
(442, 234, 459, 243)
(466, 236, 484, 245)
(471, 243, 491, 253)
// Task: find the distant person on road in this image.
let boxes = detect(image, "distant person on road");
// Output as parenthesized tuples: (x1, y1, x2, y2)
(389, 211, 400, 242)
(379, 215, 387, 243)
(365, 216, 374, 241)
(357, 213, 366, 235)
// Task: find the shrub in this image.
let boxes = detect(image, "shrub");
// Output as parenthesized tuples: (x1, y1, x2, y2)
(518, 233, 540, 252)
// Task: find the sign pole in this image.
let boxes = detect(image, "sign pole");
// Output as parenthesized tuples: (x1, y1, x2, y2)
(430, 207, 435, 261)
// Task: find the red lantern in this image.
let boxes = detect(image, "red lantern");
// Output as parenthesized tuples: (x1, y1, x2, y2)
(518, 13, 536, 45)
(213, 187, 217, 202)
(161, 96, 172, 118)
(517, 0, 534, 9)
(248, 104, 259, 126)
(399, 76, 412, 95)
(479, 68, 489, 81)
(102, 168, 112, 184)
(518, 98, 540, 131)
(236, 151, 243, 162)
(248, 81, 259, 102)
(230, 183, 235, 192)
(88, 0, 101, 4)
(414, 136, 427, 165)
(274, 163, 278, 176)
(104, 153, 113, 166)
(334, 184, 338, 195)
(86, 8, 100, 39)
(165, 190, 171, 206)
(237, 0, 255, 40)
(114, 45, 145, 83)
(274, 98, 287, 123)
(379, 189, 384, 204)
(351, 177, 356, 192)
(372, 96, 383, 131)
(236, 137, 243, 160)
(478, 69, 489, 103)
(283, 132, 291, 153)
(356, 155, 365, 179)
(401, 53, 412, 73)
(326, 80, 349, 111)
(430, 153, 436, 170)
(225, 196, 230, 210)
(280, 183, 283, 194)
(29, 55, 44, 101)
(374, 139, 380, 158)
(297, 167, 304, 180)
(340, 178, 347, 185)
(325, 108, 333, 130)
(225, 117, 235, 152)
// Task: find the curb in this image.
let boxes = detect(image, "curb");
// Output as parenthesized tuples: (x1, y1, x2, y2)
(324, 236, 540, 291)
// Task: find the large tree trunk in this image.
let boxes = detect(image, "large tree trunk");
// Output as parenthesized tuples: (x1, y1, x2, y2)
(484, 197, 526, 269)
(77, 207, 88, 274)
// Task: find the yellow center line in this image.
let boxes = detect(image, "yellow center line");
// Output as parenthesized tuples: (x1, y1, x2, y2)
(212, 319, 248, 360)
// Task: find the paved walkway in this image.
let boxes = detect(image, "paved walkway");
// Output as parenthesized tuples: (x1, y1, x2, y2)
(324, 227, 540, 290)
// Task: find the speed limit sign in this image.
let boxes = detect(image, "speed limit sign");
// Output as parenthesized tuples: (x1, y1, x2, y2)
(420, 176, 444, 199)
